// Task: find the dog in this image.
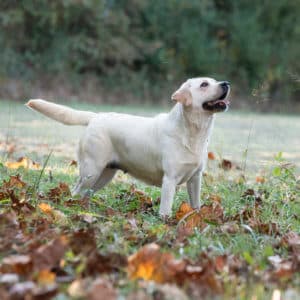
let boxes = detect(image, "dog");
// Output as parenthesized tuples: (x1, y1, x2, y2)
(26, 77, 230, 216)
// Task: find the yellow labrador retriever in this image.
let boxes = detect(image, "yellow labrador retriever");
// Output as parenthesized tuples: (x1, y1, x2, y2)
(26, 77, 230, 216)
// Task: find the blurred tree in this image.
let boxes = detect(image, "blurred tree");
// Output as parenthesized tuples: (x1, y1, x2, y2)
(0, 0, 299, 106)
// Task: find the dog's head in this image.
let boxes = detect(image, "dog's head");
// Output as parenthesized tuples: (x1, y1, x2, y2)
(172, 77, 230, 113)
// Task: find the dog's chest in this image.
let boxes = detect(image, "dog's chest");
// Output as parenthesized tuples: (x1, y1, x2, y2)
(172, 148, 205, 184)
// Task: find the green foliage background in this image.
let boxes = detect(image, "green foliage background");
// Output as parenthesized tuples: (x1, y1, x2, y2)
(0, 0, 299, 107)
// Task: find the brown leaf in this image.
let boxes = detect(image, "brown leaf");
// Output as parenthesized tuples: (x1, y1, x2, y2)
(36, 270, 56, 285)
(214, 255, 228, 273)
(1, 255, 32, 275)
(248, 220, 279, 235)
(65, 196, 89, 209)
(69, 160, 78, 167)
(210, 194, 222, 203)
(220, 159, 232, 170)
(177, 202, 224, 239)
(68, 279, 91, 298)
(32, 236, 68, 271)
(47, 183, 71, 203)
(130, 186, 153, 209)
(175, 202, 194, 221)
(69, 228, 96, 255)
(0, 212, 23, 252)
(2, 174, 26, 190)
(128, 243, 185, 283)
(9, 190, 35, 215)
(116, 186, 153, 212)
(208, 152, 216, 160)
(242, 188, 262, 202)
(272, 260, 294, 280)
(282, 231, 300, 254)
(256, 176, 266, 183)
(220, 221, 240, 234)
(87, 278, 117, 300)
(85, 251, 127, 275)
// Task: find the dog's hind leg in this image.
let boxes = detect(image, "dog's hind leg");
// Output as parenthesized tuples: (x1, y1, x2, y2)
(72, 122, 116, 197)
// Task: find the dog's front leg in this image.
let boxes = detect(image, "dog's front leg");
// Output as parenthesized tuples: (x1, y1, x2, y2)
(159, 176, 177, 216)
(187, 170, 202, 209)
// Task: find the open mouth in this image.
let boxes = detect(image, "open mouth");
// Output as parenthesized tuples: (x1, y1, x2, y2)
(202, 85, 230, 112)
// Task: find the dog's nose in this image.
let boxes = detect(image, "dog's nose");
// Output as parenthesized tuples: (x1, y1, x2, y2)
(220, 81, 230, 87)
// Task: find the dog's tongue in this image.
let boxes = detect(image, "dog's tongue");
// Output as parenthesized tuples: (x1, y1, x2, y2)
(215, 99, 230, 105)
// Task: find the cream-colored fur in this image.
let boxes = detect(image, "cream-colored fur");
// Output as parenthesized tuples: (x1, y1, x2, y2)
(26, 77, 230, 216)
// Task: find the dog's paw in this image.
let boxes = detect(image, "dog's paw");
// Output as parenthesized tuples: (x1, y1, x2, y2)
(159, 214, 176, 224)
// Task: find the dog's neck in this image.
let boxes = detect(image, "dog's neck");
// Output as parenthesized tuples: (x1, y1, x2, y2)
(170, 103, 215, 154)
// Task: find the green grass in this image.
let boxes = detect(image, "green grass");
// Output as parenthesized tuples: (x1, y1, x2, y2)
(1, 99, 299, 172)
(0, 99, 299, 299)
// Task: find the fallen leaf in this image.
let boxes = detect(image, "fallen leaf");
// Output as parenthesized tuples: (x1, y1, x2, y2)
(2, 174, 26, 190)
(0, 274, 19, 285)
(0, 212, 23, 251)
(128, 243, 185, 283)
(282, 231, 300, 253)
(176, 202, 194, 221)
(87, 278, 117, 300)
(69, 228, 96, 255)
(47, 183, 71, 203)
(242, 188, 263, 202)
(130, 186, 153, 209)
(32, 236, 68, 271)
(153, 283, 189, 300)
(32, 283, 58, 300)
(8, 190, 35, 215)
(246, 217, 279, 235)
(208, 152, 216, 160)
(85, 251, 127, 275)
(52, 209, 68, 225)
(9, 281, 36, 299)
(214, 255, 228, 273)
(177, 202, 224, 239)
(256, 176, 266, 183)
(68, 279, 91, 298)
(220, 221, 240, 234)
(5, 156, 41, 170)
(38, 203, 53, 214)
(36, 270, 56, 285)
(1, 255, 32, 275)
(65, 196, 89, 209)
(210, 194, 222, 203)
(220, 159, 232, 170)
(272, 260, 294, 280)
(69, 160, 78, 167)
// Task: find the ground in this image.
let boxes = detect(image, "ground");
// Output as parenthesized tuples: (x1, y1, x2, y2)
(0, 100, 299, 299)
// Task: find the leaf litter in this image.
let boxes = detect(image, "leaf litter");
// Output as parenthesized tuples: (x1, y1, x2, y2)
(0, 157, 299, 299)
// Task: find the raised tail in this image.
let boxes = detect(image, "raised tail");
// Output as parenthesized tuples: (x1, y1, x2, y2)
(26, 99, 97, 126)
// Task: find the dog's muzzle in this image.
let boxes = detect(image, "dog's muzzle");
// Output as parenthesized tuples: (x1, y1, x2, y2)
(202, 81, 230, 112)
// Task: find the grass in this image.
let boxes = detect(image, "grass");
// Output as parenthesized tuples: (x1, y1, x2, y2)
(1, 99, 299, 172)
(0, 99, 299, 299)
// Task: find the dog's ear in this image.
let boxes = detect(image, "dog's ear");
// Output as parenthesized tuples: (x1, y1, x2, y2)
(171, 81, 192, 106)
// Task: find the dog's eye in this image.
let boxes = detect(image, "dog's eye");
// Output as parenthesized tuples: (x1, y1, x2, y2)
(200, 82, 209, 88)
